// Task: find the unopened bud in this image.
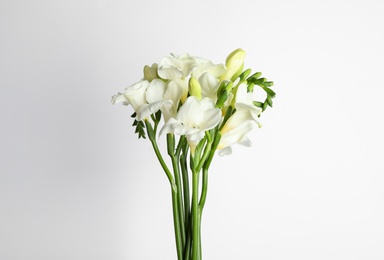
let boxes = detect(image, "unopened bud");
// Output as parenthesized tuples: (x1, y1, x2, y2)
(143, 63, 158, 82)
(215, 82, 233, 108)
(220, 48, 246, 81)
(189, 77, 202, 100)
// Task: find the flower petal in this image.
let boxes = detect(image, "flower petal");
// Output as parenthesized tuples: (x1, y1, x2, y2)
(136, 100, 172, 121)
(112, 80, 149, 112)
(199, 108, 221, 131)
(146, 79, 166, 103)
(218, 120, 255, 150)
(158, 65, 183, 80)
(199, 72, 220, 102)
(111, 93, 128, 105)
(218, 146, 232, 156)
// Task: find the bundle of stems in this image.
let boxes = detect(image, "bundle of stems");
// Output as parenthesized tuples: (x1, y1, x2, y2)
(144, 113, 221, 260)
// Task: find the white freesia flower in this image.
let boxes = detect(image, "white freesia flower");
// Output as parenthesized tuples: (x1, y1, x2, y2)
(145, 79, 182, 122)
(157, 53, 198, 103)
(158, 53, 197, 80)
(111, 79, 174, 121)
(192, 57, 226, 79)
(135, 79, 173, 121)
(111, 80, 149, 112)
(218, 109, 256, 156)
(160, 96, 221, 150)
(217, 83, 262, 155)
(158, 53, 226, 104)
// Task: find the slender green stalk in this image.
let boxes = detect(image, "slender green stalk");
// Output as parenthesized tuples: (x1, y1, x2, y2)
(191, 169, 200, 260)
(180, 145, 191, 259)
(183, 217, 192, 260)
(167, 134, 186, 245)
(199, 131, 221, 211)
(145, 121, 183, 260)
(195, 142, 212, 174)
(180, 145, 190, 231)
(144, 121, 174, 186)
(171, 189, 184, 260)
(198, 167, 208, 212)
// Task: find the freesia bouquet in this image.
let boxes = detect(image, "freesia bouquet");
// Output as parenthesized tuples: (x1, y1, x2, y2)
(112, 48, 275, 260)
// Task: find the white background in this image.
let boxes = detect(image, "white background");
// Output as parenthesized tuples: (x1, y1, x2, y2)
(1, 0, 383, 259)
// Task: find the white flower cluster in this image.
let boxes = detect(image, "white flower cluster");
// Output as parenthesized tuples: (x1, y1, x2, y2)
(112, 49, 273, 155)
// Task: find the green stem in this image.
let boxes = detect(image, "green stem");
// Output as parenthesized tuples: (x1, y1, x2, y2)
(198, 167, 208, 212)
(183, 217, 192, 260)
(180, 145, 191, 259)
(168, 134, 186, 246)
(172, 189, 184, 260)
(144, 121, 174, 186)
(180, 145, 190, 228)
(144, 121, 183, 260)
(195, 142, 212, 174)
(199, 131, 221, 211)
(192, 169, 200, 260)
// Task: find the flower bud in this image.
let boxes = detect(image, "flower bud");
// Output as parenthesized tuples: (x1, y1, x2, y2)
(215, 82, 233, 108)
(220, 48, 246, 81)
(188, 77, 202, 100)
(143, 63, 159, 82)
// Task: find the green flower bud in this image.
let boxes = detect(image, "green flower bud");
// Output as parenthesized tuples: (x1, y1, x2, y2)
(225, 81, 233, 93)
(215, 91, 228, 109)
(189, 77, 202, 100)
(239, 68, 252, 81)
(217, 81, 228, 99)
(247, 82, 255, 92)
(143, 63, 158, 82)
(215, 82, 233, 108)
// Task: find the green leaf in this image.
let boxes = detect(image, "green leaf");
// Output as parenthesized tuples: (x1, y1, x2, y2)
(133, 120, 146, 139)
(266, 96, 273, 107)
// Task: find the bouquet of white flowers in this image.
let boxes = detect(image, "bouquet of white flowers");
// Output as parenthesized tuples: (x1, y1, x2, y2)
(112, 48, 275, 260)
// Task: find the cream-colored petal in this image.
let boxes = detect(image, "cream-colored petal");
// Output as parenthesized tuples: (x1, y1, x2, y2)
(146, 79, 166, 103)
(113, 80, 149, 112)
(199, 107, 221, 131)
(220, 109, 253, 134)
(159, 117, 178, 136)
(199, 72, 219, 102)
(158, 65, 183, 80)
(218, 146, 232, 156)
(136, 100, 172, 121)
(218, 120, 255, 150)
(111, 93, 128, 105)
